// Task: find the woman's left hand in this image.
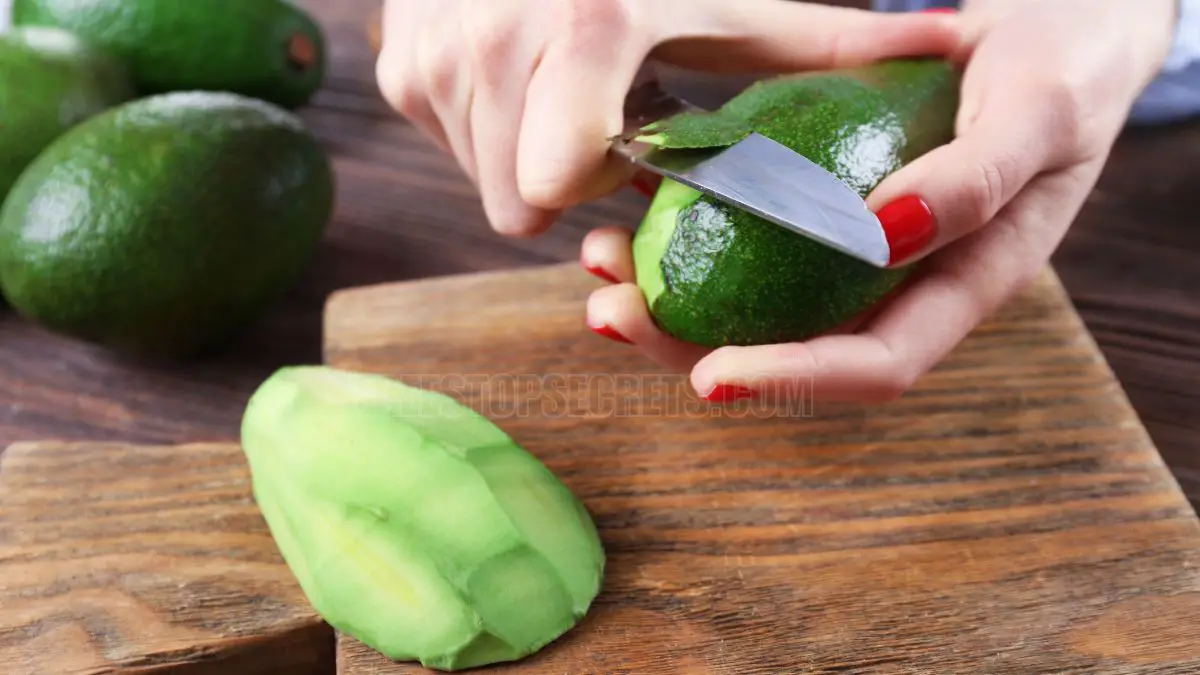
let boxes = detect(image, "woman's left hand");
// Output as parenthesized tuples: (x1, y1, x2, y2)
(580, 0, 1179, 404)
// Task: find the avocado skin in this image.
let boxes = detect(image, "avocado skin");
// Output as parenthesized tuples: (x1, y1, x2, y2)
(0, 26, 134, 206)
(0, 91, 335, 359)
(11, 0, 326, 109)
(639, 59, 960, 348)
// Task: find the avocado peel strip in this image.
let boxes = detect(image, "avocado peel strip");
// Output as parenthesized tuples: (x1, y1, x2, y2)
(632, 109, 754, 149)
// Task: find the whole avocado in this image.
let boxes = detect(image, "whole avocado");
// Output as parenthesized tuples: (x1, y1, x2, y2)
(11, 0, 326, 109)
(0, 91, 335, 359)
(632, 59, 960, 348)
(0, 26, 134, 204)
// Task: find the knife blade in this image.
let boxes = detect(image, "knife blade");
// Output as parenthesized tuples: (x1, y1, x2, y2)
(610, 66, 892, 269)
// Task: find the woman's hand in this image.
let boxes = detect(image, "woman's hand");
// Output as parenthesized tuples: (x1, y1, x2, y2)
(582, 0, 1179, 404)
(374, 0, 960, 237)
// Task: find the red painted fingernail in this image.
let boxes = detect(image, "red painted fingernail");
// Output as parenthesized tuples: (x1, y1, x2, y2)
(630, 175, 658, 198)
(919, 7, 957, 13)
(584, 263, 620, 284)
(590, 323, 633, 344)
(701, 383, 757, 403)
(877, 195, 937, 266)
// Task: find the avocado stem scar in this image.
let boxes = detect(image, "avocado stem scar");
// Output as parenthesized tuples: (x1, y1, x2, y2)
(287, 32, 315, 72)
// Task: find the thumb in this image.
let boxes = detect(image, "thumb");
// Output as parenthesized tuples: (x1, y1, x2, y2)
(865, 73, 1080, 266)
(650, 0, 964, 73)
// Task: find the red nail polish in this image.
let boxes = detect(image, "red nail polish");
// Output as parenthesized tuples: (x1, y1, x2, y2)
(877, 195, 937, 266)
(630, 175, 658, 199)
(590, 323, 633, 344)
(701, 383, 757, 403)
(919, 7, 957, 13)
(584, 264, 620, 284)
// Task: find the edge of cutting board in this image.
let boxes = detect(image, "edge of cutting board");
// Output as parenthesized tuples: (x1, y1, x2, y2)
(319, 261, 1200, 675)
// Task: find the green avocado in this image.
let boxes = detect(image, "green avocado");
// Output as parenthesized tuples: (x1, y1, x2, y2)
(0, 26, 134, 206)
(0, 91, 335, 359)
(11, 0, 326, 109)
(632, 59, 960, 348)
(240, 365, 605, 671)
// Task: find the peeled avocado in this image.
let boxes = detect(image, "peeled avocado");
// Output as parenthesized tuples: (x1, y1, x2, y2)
(11, 0, 326, 109)
(0, 91, 334, 359)
(633, 59, 961, 347)
(240, 366, 606, 672)
(0, 26, 134, 204)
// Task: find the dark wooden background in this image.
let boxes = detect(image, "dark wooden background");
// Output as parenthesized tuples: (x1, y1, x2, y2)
(1, 0, 1197, 510)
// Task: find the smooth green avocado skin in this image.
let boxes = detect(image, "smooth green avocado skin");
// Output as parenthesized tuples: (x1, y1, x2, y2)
(0, 26, 134, 205)
(634, 59, 960, 348)
(11, 0, 326, 109)
(0, 91, 335, 359)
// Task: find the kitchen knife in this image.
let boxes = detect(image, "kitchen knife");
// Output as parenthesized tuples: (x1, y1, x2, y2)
(610, 65, 893, 269)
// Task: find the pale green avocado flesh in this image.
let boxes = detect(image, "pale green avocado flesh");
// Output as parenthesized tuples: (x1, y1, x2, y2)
(240, 366, 605, 672)
(632, 59, 960, 348)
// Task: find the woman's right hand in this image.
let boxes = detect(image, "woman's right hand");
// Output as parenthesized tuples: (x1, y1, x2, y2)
(375, 0, 961, 238)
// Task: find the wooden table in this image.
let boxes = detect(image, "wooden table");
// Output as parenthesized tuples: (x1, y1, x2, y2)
(2, 1, 1195, 503)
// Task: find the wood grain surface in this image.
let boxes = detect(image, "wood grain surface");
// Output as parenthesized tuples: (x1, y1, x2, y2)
(325, 262, 1200, 674)
(0, 441, 331, 675)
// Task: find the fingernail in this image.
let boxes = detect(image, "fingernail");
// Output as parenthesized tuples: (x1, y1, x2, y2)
(700, 383, 757, 403)
(630, 175, 658, 199)
(919, 7, 957, 13)
(877, 195, 937, 266)
(589, 323, 633, 344)
(583, 264, 620, 284)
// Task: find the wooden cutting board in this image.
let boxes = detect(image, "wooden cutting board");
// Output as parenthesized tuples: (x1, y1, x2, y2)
(0, 441, 332, 674)
(324, 262, 1200, 674)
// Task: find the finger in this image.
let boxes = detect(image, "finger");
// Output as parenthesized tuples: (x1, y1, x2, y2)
(628, 170, 662, 199)
(374, 6, 450, 152)
(516, 2, 652, 211)
(580, 226, 635, 284)
(463, 4, 560, 236)
(585, 283, 711, 372)
(690, 159, 1104, 404)
(650, 0, 963, 73)
(866, 46, 1083, 267)
(376, 68, 451, 153)
(416, 12, 478, 184)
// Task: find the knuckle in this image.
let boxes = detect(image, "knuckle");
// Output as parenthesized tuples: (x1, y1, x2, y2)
(518, 171, 571, 209)
(778, 342, 820, 374)
(1034, 77, 1088, 155)
(376, 52, 422, 116)
(461, 8, 517, 74)
(415, 33, 458, 100)
(819, 30, 851, 67)
(967, 150, 1022, 225)
(557, 0, 632, 49)
(872, 368, 916, 403)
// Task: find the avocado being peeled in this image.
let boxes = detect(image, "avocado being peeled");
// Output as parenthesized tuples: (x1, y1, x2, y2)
(12, 0, 327, 109)
(633, 59, 960, 348)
